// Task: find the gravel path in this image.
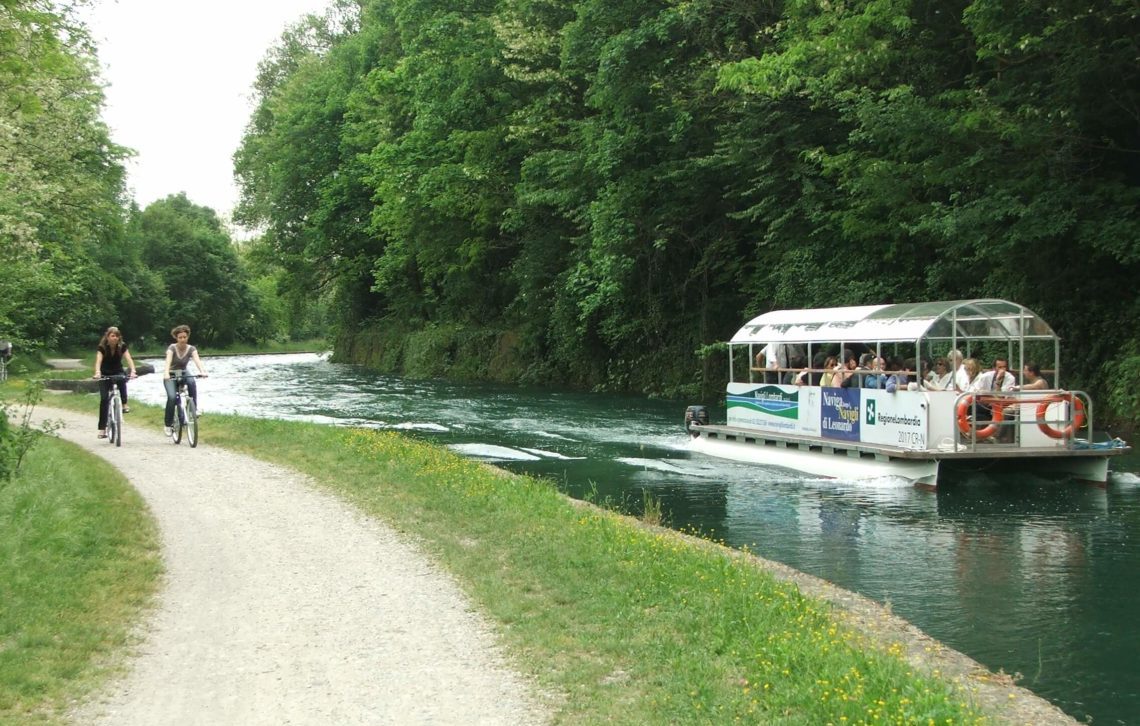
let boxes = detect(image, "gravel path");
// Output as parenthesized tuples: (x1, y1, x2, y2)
(38, 407, 548, 725)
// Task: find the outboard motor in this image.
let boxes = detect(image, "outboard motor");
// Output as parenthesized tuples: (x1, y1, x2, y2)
(684, 405, 709, 434)
(0, 340, 11, 361)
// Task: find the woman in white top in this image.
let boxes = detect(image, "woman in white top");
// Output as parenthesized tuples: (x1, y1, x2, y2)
(925, 357, 953, 390)
(162, 324, 209, 436)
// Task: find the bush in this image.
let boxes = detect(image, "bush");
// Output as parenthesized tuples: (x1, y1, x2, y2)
(0, 383, 57, 484)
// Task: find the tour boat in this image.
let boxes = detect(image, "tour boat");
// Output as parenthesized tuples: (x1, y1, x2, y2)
(685, 300, 1130, 488)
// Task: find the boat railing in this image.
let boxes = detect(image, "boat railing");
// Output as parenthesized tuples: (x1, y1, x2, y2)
(950, 389, 1093, 452)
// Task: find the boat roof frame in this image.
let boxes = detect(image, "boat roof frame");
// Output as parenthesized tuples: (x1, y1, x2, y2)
(729, 299, 1062, 379)
(730, 299, 1058, 347)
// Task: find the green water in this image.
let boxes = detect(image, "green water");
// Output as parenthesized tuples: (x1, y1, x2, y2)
(132, 353, 1140, 724)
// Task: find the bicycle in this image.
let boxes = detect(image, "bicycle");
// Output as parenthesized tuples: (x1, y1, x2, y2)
(170, 371, 204, 447)
(98, 374, 129, 447)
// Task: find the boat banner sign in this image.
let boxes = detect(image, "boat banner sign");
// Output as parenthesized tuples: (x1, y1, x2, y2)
(821, 388, 861, 441)
(726, 384, 801, 433)
(860, 391, 928, 450)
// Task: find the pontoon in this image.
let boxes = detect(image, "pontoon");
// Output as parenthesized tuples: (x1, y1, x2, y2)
(686, 300, 1130, 488)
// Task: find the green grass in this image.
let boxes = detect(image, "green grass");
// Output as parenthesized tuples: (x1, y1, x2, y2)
(0, 436, 161, 724)
(18, 394, 988, 723)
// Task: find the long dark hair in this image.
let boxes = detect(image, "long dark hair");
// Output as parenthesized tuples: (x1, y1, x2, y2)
(98, 326, 124, 352)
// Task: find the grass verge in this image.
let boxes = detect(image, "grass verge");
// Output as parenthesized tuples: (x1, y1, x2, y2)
(0, 435, 162, 724)
(30, 394, 987, 723)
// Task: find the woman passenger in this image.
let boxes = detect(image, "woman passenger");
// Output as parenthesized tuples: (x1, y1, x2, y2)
(962, 358, 981, 388)
(925, 357, 953, 390)
(820, 356, 838, 387)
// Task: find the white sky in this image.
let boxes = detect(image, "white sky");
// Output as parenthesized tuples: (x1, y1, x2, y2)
(81, 0, 332, 229)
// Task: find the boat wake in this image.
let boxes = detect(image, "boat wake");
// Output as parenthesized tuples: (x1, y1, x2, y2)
(518, 447, 584, 460)
(448, 443, 541, 461)
(1109, 470, 1140, 486)
(615, 457, 724, 479)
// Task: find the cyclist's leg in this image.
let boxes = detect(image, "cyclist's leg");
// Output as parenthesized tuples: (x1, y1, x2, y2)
(98, 378, 111, 432)
(117, 377, 129, 411)
(187, 376, 198, 407)
(163, 377, 178, 429)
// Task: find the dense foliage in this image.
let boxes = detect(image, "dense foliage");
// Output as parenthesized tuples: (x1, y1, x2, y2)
(234, 0, 1139, 423)
(0, 1, 302, 354)
(3, 1, 1137, 425)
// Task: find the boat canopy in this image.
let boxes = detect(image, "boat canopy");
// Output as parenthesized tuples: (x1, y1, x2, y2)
(730, 299, 1057, 346)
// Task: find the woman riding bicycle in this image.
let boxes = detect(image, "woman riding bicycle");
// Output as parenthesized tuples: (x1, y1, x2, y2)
(93, 326, 137, 438)
(162, 324, 209, 436)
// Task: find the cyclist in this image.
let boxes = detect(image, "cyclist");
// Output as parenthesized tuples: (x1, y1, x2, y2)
(162, 324, 209, 436)
(92, 326, 137, 438)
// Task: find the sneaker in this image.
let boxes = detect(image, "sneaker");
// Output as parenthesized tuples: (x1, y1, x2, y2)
(97, 431, 107, 439)
(164, 426, 173, 437)
(122, 405, 131, 413)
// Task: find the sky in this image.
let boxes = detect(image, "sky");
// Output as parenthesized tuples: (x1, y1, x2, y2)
(81, 0, 333, 230)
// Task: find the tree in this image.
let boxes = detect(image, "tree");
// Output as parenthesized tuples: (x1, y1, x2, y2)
(0, 0, 132, 350)
(139, 194, 268, 346)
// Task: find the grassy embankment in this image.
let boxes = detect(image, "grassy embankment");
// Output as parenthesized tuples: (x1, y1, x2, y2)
(5, 383, 990, 725)
(0, 434, 161, 723)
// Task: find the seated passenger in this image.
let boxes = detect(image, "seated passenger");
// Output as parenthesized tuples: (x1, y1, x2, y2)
(833, 351, 859, 388)
(884, 357, 910, 393)
(1013, 362, 1050, 391)
(786, 351, 808, 385)
(819, 355, 839, 387)
(948, 349, 971, 391)
(925, 357, 953, 390)
(857, 353, 880, 387)
(961, 357, 981, 389)
(970, 357, 1016, 392)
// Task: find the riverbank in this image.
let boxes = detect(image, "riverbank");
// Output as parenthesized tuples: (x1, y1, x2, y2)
(7, 393, 1079, 724)
(26, 407, 544, 725)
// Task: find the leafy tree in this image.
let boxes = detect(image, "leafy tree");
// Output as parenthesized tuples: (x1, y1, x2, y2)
(235, 1, 386, 340)
(138, 194, 268, 346)
(0, 0, 132, 350)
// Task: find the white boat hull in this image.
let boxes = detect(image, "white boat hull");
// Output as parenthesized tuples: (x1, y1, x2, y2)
(688, 430, 940, 487)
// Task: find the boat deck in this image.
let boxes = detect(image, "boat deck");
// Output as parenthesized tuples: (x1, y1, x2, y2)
(691, 424, 1131, 462)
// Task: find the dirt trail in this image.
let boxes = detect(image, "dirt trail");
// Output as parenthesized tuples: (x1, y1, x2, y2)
(38, 407, 548, 725)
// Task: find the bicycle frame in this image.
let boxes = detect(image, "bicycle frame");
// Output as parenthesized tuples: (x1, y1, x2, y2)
(171, 372, 199, 447)
(99, 374, 127, 447)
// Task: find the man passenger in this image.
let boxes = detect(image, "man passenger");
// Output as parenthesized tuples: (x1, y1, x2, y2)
(970, 358, 1016, 392)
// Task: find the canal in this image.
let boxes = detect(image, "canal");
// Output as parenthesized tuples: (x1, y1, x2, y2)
(130, 353, 1140, 725)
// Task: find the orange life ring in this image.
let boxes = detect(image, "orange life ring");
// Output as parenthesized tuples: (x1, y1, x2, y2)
(1036, 394, 1086, 439)
(956, 394, 1003, 440)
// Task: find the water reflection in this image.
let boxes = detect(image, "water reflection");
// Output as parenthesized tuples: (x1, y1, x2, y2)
(127, 354, 1140, 724)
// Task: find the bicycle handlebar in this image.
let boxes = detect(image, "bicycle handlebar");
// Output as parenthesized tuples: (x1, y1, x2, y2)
(95, 373, 134, 381)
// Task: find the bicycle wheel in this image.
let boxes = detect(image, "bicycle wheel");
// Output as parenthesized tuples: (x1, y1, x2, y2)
(111, 394, 123, 447)
(173, 395, 184, 444)
(185, 398, 198, 448)
(0, 361, 7, 383)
